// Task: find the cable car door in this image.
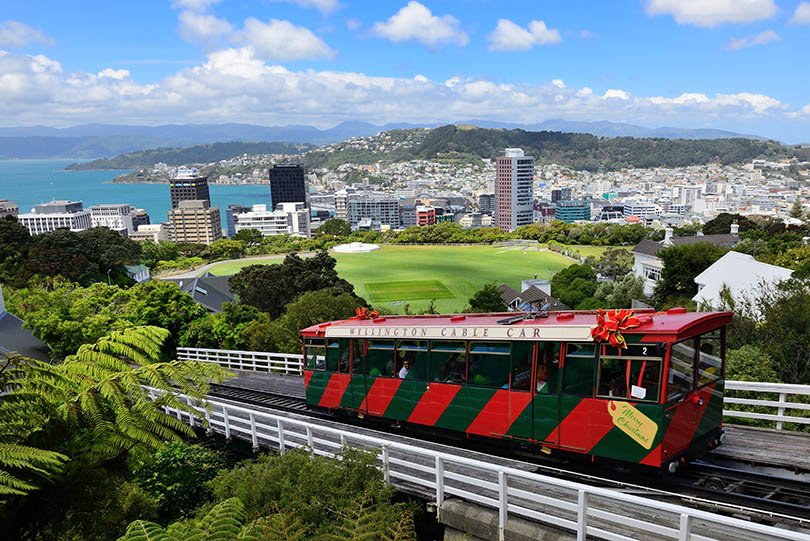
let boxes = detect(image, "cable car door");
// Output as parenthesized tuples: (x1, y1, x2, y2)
(533, 342, 561, 446)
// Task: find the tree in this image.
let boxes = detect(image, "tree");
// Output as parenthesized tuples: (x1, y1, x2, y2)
(232, 228, 263, 247)
(551, 264, 597, 309)
(595, 273, 645, 308)
(203, 239, 246, 261)
(756, 278, 810, 384)
(702, 213, 754, 235)
(464, 283, 505, 313)
(594, 248, 634, 280)
(790, 196, 804, 219)
(139, 241, 180, 268)
(179, 303, 270, 350)
(317, 218, 351, 238)
(653, 243, 728, 303)
(726, 346, 779, 383)
(79, 227, 141, 282)
(126, 281, 209, 351)
(0, 215, 31, 286)
(24, 229, 96, 285)
(0, 326, 231, 499)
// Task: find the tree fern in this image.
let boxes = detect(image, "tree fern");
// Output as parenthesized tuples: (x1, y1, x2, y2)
(238, 506, 309, 541)
(118, 520, 169, 541)
(121, 498, 247, 541)
(0, 443, 66, 496)
(322, 497, 398, 541)
(0, 326, 232, 498)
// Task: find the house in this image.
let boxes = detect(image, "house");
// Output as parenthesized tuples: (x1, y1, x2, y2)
(497, 281, 569, 313)
(693, 251, 793, 318)
(632, 224, 740, 296)
(125, 264, 151, 283)
(163, 273, 235, 313)
(0, 284, 50, 361)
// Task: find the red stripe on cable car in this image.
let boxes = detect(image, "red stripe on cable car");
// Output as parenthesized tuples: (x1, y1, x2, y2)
(546, 399, 616, 452)
(465, 390, 533, 438)
(661, 383, 716, 456)
(318, 373, 352, 409)
(358, 378, 403, 416)
(303, 370, 313, 389)
(640, 443, 662, 467)
(407, 383, 461, 426)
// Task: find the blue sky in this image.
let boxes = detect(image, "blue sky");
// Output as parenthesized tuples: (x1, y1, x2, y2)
(0, 0, 808, 141)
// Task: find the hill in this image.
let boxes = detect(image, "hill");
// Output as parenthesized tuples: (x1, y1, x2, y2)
(65, 141, 315, 170)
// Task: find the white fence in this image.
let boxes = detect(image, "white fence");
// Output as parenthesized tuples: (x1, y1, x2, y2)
(178, 347, 810, 431)
(159, 392, 806, 541)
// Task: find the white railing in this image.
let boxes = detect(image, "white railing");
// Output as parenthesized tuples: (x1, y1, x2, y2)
(158, 392, 805, 541)
(723, 381, 810, 430)
(177, 347, 304, 375)
(178, 347, 810, 431)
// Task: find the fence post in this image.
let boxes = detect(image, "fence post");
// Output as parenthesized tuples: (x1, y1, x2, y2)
(277, 419, 285, 454)
(249, 413, 258, 451)
(223, 408, 231, 441)
(777, 392, 787, 430)
(498, 470, 508, 541)
(382, 445, 390, 485)
(306, 425, 314, 456)
(576, 490, 588, 541)
(435, 456, 444, 519)
(678, 513, 692, 541)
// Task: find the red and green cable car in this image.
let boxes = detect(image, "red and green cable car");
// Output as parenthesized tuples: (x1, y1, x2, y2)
(300, 308, 731, 471)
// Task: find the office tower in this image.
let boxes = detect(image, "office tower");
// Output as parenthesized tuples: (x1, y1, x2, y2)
(129, 208, 151, 230)
(90, 204, 133, 235)
(551, 188, 572, 203)
(494, 148, 534, 231)
(554, 200, 591, 223)
(170, 167, 210, 209)
(478, 193, 495, 215)
(269, 164, 306, 207)
(168, 200, 222, 245)
(346, 193, 400, 229)
(226, 204, 252, 237)
(17, 200, 92, 235)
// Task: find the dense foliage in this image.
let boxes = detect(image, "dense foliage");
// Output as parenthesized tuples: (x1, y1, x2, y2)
(464, 283, 506, 313)
(653, 243, 729, 303)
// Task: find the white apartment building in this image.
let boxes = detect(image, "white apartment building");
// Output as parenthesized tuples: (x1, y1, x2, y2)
(622, 200, 660, 224)
(90, 204, 133, 234)
(129, 223, 168, 243)
(17, 200, 92, 235)
(334, 192, 400, 228)
(234, 203, 310, 238)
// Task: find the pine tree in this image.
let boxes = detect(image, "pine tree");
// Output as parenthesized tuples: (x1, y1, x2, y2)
(790, 196, 804, 219)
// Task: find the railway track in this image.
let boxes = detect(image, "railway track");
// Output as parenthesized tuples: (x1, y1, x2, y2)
(207, 384, 810, 530)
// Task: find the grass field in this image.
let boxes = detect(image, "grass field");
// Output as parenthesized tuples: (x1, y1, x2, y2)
(333, 245, 573, 313)
(207, 256, 287, 276)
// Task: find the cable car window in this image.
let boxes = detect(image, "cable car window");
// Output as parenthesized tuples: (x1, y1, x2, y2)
(668, 340, 696, 400)
(596, 344, 663, 402)
(305, 339, 325, 370)
(365, 340, 395, 377)
(536, 342, 560, 394)
(396, 340, 428, 380)
(469, 341, 510, 388)
(428, 341, 466, 384)
(562, 343, 596, 396)
(325, 339, 343, 372)
(510, 341, 533, 391)
(697, 331, 724, 387)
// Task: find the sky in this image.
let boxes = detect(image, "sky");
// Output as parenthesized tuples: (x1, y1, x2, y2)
(0, 0, 809, 142)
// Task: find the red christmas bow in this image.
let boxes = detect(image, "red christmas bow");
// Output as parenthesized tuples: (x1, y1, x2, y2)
(350, 307, 379, 320)
(591, 309, 641, 349)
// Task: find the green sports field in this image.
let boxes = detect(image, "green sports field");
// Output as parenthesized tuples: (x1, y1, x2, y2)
(333, 245, 573, 313)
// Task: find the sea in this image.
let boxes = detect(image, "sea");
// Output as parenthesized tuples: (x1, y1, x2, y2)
(0, 159, 272, 229)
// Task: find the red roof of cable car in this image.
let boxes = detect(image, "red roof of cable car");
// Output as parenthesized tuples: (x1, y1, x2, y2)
(300, 309, 732, 341)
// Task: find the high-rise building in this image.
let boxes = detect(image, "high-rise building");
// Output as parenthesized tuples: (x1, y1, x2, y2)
(17, 200, 92, 235)
(170, 167, 210, 209)
(90, 204, 133, 235)
(551, 188, 572, 202)
(225, 204, 252, 237)
(0, 200, 19, 218)
(478, 193, 495, 215)
(554, 200, 591, 223)
(269, 164, 306, 207)
(168, 200, 222, 244)
(494, 148, 534, 231)
(346, 194, 400, 228)
(129, 208, 151, 230)
(234, 203, 310, 238)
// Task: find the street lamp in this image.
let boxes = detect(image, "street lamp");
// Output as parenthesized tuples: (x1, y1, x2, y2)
(107, 268, 112, 286)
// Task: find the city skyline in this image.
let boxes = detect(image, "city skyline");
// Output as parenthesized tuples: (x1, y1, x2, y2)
(0, 1, 808, 142)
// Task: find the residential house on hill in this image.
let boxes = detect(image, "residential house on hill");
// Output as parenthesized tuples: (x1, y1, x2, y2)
(0, 284, 50, 361)
(498, 280, 569, 313)
(163, 273, 235, 313)
(632, 224, 740, 296)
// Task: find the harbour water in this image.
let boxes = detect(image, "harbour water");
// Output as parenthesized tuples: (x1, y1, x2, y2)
(0, 160, 271, 228)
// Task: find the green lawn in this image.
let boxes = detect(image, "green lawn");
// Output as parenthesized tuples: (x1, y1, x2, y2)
(207, 256, 286, 276)
(333, 245, 573, 313)
(566, 245, 615, 258)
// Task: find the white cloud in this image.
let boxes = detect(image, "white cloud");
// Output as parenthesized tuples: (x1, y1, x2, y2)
(603, 89, 631, 100)
(172, 0, 221, 12)
(178, 11, 233, 46)
(0, 48, 799, 133)
(372, 1, 468, 47)
(238, 18, 335, 61)
(551, 79, 565, 89)
(791, 2, 810, 24)
(283, 0, 340, 14)
(645, 0, 776, 27)
(98, 68, 130, 80)
(0, 21, 53, 48)
(488, 19, 561, 51)
(726, 29, 779, 50)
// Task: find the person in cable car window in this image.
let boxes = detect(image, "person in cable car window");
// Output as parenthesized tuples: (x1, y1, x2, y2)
(440, 353, 464, 383)
(398, 359, 411, 379)
(536, 362, 550, 393)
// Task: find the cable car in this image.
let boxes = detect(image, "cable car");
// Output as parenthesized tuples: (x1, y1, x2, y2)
(300, 308, 731, 471)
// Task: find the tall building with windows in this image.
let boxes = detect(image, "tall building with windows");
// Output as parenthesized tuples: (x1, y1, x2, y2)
(346, 194, 400, 229)
(170, 167, 210, 209)
(17, 200, 92, 235)
(494, 148, 534, 231)
(90, 204, 133, 235)
(225, 204, 251, 237)
(478, 193, 495, 214)
(234, 203, 310, 238)
(269, 164, 306, 207)
(554, 200, 591, 223)
(168, 200, 222, 244)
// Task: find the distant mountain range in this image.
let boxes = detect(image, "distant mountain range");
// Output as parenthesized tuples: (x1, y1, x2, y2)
(0, 120, 768, 160)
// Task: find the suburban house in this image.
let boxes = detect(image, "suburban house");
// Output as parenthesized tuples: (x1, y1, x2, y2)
(163, 273, 235, 313)
(0, 284, 50, 361)
(632, 224, 740, 296)
(693, 251, 793, 318)
(498, 279, 570, 313)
